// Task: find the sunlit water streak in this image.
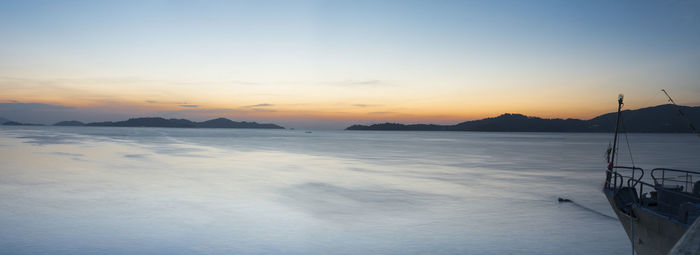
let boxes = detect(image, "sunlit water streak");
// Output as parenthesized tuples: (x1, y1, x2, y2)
(1, 126, 699, 254)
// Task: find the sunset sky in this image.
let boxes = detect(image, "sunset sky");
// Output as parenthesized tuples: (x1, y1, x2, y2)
(1, 0, 699, 129)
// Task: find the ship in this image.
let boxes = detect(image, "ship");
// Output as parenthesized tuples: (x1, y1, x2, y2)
(603, 95, 700, 255)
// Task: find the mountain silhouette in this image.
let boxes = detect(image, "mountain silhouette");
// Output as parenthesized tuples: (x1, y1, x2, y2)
(195, 118, 283, 128)
(83, 117, 284, 129)
(346, 104, 700, 133)
(584, 104, 700, 132)
(53, 120, 85, 126)
(2, 121, 44, 126)
(87, 117, 196, 127)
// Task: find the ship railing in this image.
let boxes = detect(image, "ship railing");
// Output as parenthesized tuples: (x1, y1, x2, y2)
(636, 178, 700, 224)
(608, 166, 700, 224)
(606, 166, 645, 190)
(651, 168, 700, 194)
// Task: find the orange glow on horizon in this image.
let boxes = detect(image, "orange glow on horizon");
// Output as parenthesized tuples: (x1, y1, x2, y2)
(0, 76, 683, 127)
(1, 94, 617, 125)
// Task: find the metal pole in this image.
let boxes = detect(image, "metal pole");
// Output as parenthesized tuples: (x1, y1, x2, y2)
(609, 95, 624, 174)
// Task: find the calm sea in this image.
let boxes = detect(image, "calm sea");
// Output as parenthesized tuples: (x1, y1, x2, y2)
(1, 126, 699, 254)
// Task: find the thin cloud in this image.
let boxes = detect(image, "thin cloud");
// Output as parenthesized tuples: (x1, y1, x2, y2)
(368, 111, 396, 115)
(152, 107, 279, 123)
(353, 104, 381, 108)
(170, 80, 261, 86)
(317, 80, 394, 87)
(156, 107, 276, 116)
(1, 76, 262, 87)
(323, 80, 392, 87)
(241, 103, 274, 108)
(158, 108, 242, 115)
(179, 104, 199, 108)
(251, 108, 276, 112)
(344, 80, 381, 85)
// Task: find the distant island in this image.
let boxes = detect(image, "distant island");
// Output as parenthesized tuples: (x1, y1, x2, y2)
(4, 117, 284, 129)
(346, 104, 700, 133)
(2, 121, 45, 126)
(53, 120, 85, 126)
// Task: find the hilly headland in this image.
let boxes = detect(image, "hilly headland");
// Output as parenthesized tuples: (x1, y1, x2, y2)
(2, 117, 284, 129)
(346, 104, 700, 133)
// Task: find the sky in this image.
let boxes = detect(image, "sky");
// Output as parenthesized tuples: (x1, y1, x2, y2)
(1, 0, 699, 129)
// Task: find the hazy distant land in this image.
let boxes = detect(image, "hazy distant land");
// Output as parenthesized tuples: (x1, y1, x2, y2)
(2, 104, 699, 132)
(0, 117, 9, 124)
(2, 117, 284, 129)
(347, 104, 700, 133)
(2, 121, 45, 126)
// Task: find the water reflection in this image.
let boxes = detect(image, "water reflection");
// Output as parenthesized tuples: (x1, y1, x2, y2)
(280, 182, 455, 218)
(18, 134, 84, 145)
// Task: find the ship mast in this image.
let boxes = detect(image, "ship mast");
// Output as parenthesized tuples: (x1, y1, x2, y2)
(609, 94, 623, 171)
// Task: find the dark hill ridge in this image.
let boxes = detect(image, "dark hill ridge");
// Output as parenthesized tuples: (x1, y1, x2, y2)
(346, 104, 700, 133)
(88, 117, 196, 128)
(452, 113, 587, 132)
(2, 121, 44, 126)
(586, 104, 700, 133)
(54, 120, 85, 126)
(197, 118, 283, 129)
(82, 117, 284, 129)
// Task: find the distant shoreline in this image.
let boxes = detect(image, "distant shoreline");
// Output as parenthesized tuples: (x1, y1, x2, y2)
(2, 104, 699, 132)
(345, 104, 700, 133)
(2, 117, 285, 129)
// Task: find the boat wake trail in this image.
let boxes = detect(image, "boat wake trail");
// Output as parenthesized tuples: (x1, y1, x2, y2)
(559, 198, 617, 220)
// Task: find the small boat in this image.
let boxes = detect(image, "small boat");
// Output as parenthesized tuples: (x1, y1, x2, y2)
(603, 95, 700, 255)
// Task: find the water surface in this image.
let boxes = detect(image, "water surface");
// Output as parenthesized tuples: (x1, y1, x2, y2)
(2, 126, 698, 254)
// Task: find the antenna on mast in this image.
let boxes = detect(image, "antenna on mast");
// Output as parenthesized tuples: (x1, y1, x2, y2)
(661, 89, 700, 138)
